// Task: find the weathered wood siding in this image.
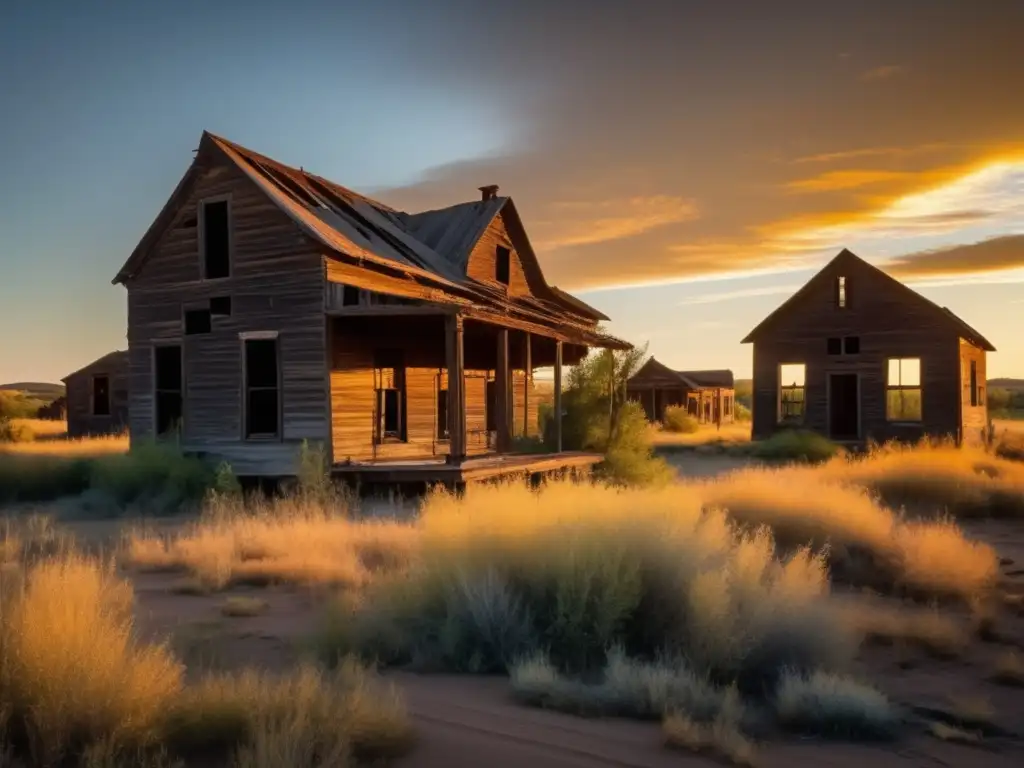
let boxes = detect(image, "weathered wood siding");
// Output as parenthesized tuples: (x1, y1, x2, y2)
(750, 257, 961, 443)
(466, 211, 533, 296)
(65, 363, 129, 438)
(959, 339, 988, 447)
(125, 161, 328, 475)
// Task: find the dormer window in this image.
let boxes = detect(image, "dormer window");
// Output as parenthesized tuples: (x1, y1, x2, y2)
(496, 246, 511, 285)
(836, 275, 847, 308)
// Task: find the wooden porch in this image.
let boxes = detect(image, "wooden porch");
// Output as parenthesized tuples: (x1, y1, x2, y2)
(331, 450, 603, 485)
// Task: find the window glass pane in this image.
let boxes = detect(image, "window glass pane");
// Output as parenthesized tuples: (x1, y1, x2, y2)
(887, 358, 900, 386)
(886, 388, 922, 421)
(901, 358, 921, 387)
(779, 363, 805, 387)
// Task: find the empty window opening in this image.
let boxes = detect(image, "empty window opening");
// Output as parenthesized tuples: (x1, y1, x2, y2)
(154, 346, 183, 436)
(844, 336, 860, 354)
(496, 246, 511, 285)
(210, 296, 232, 316)
(779, 363, 806, 422)
(886, 357, 922, 422)
(92, 375, 110, 417)
(836, 275, 847, 308)
(827, 337, 842, 355)
(970, 360, 979, 407)
(185, 309, 212, 335)
(374, 350, 406, 443)
(342, 285, 361, 306)
(244, 338, 280, 438)
(437, 377, 449, 440)
(201, 200, 231, 279)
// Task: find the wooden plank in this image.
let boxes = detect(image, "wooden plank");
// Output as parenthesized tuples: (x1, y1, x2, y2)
(446, 314, 467, 460)
(554, 340, 563, 452)
(496, 328, 511, 451)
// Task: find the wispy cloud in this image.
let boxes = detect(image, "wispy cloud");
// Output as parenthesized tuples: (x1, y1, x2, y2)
(793, 144, 952, 165)
(860, 65, 906, 82)
(532, 195, 698, 250)
(677, 284, 802, 306)
(885, 235, 1024, 278)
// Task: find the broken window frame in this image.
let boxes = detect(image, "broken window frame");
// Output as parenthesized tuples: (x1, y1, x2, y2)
(243, 333, 282, 440)
(374, 350, 406, 444)
(885, 357, 922, 422)
(436, 372, 449, 441)
(153, 344, 183, 437)
(495, 246, 511, 286)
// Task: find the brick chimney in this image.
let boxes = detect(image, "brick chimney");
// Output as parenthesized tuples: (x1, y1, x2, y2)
(478, 184, 499, 202)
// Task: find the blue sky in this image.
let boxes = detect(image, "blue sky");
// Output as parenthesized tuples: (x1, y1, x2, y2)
(2, 0, 1023, 383)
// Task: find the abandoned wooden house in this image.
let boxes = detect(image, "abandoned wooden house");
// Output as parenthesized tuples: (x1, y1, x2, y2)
(62, 350, 129, 437)
(626, 358, 736, 424)
(112, 131, 628, 482)
(741, 248, 994, 446)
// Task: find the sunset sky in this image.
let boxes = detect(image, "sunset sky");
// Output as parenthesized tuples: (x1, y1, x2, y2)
(2, 0, 1022, 383)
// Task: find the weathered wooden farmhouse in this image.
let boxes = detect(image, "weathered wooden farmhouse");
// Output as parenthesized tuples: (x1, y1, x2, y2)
(112, 132, 627, 480)
(62, 351, 129, 437)
(741, 249, 994, 446)
(626, 358, 736, 424)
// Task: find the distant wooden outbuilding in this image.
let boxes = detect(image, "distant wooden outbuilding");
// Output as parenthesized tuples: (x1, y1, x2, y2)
(61, 351, 129, 437)
(111, 131, 629, 481)
(741, 248, 995, 446)
(626, 358, 736, 424)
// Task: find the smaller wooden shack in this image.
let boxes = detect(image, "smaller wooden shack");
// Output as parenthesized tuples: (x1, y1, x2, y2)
(61, 351, 129, 437)
(626, 358, 736, 425)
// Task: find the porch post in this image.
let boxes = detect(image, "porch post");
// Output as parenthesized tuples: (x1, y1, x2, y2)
(496, 328, 511, 452)
(523, 332, 531, 437)
(445, 314, 466, 463)
(554, 340, 563, 452)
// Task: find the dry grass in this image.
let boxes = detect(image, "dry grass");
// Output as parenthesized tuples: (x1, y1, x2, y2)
(927, 721, 982, 745)
(946, 694, 996, 730)
(0, 432, 129, 457)
(11, 419, 68, 440)
(123, 493, 417, 591)
(663, 689, 755, 766)
(0, 544, 412, 766)
(773, 670, 899, 740)
(841, 600, 968, 658)
(989, 651, 1024, 687)
(649, 422, 751, 447)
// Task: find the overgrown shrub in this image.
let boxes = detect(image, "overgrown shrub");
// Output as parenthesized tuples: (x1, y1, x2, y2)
(662, 405, 699, 434)
(774, 670, 900, 740)
(0, 417, 34, 444)
(599, 402, 674, 487)
(318, 480, 854, 692)
(734, 403, 752, 422)
(751, 430, 840, 463)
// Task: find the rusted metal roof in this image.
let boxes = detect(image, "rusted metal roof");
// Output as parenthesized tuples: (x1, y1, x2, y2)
(112, 131, 628, 350)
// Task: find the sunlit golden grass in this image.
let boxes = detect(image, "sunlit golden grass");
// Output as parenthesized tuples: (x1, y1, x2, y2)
(813, 442, 1024, 518)
(0, 432, 129, 456)
(123, 493, 417, 591)
(11, 418, 67, 440)
(649, 422, 752, 447)
(839, 599, 968, 658)
(0, 547, 412, 765)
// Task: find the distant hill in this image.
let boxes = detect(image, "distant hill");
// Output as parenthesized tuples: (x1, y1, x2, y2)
(0, 382, 65, 401)
(989, 378, 1024, 392)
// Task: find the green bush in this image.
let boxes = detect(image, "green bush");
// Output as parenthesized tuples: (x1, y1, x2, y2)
(0, 443, 214, 511)
(751, 430, 840, 463)
(662, 405, 699, 433)
(734, 403, 752, 422)
(598, 402, 673, 487)
(0, 391, 47, 420)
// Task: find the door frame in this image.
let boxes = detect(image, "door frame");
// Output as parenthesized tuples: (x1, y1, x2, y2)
(825, 371, 862, 441)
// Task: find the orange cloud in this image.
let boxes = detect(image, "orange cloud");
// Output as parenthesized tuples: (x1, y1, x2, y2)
(794, 144, 953, 165)
(786, 169, 946, 193)
(860, 65, 906, 82)
(883, 235, 1024, 278)
(532, 195, 698, 250)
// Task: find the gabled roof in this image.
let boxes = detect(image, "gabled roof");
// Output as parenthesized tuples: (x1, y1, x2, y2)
(112, 131, 620, 346)
(740, 248, 996, 351)
(679, 369, 734, 388)
(62, 351, 128, 383)
(628, 358, 702, 389)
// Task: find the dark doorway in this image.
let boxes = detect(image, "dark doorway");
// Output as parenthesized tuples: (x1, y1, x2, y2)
(828, 373, 859, 440)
